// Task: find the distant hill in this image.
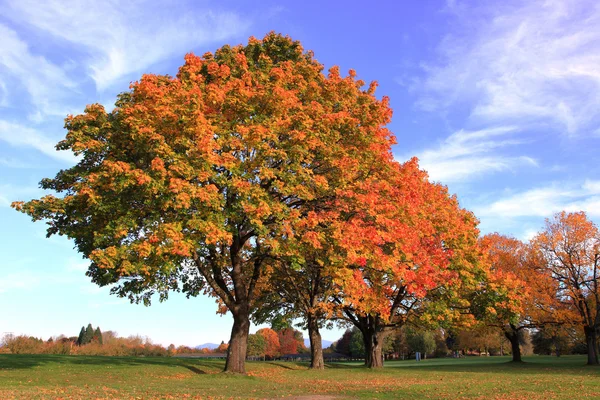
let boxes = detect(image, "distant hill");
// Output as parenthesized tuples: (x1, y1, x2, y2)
(303, 338, 333, 348)
(196, 343, 219, 350)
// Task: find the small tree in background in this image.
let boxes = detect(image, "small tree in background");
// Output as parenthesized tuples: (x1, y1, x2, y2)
(92, 327, 103, 345)
(349, 328, 365, 358)
(406, 328, 436, 359)
(256, 328, 280, 358)
(247, 334, 267, 358)
(277, 328, 305, 354)
(82, 324, 94, 345)
(335, 329, 352, 355)
(216, 341, 228, 353)
(76, 327, 86, 346)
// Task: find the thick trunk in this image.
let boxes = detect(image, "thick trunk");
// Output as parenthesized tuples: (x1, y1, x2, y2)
(307, 315, 324, 369)
(224, 311, 250, 373)
(505, 330, 521, 362)
(363, 329, 384, 368)
(584, 326, 599, 365)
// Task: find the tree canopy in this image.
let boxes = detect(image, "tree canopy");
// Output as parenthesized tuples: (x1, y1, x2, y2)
(13, 32, 395, 373)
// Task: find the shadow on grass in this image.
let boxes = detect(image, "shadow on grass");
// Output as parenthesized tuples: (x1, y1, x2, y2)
(2, 354, 597, 378)
(265, 361, 296, 370)
(371, 356, 600, 376)
(181, 364, 207, 375)
(0, 354, 221, 374)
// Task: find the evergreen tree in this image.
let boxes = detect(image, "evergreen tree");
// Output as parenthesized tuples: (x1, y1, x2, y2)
(76, 326, 85, 346)
(93, 327, 103, 345)
(82, 324, 94, 345)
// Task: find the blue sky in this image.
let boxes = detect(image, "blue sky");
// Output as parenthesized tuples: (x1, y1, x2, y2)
(1, 0, 599, 347)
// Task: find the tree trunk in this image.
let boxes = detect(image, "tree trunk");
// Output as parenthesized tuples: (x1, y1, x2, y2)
(584, 326, 599, 365)
(362, 329, 384, 368)
(307, 314, 324, 369)
(505, 330, 522, 362)
(224, 311, 250, 373)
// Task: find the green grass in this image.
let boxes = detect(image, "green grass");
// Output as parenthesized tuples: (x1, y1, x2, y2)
(1, 355, 600, 399)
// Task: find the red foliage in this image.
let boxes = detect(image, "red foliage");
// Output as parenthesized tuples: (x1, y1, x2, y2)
(277, 328, 304, 354)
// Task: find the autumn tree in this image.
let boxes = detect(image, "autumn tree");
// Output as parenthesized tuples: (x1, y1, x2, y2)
(335, 329, 352, 355)
(12, 33, 394, 373)
(472, 233, 563, 362)
(256, 328, 280, 358)
(333, 159, 484, 368)
(277, 328, 305, 354)
(455, 326, 507, 356)
(216, 341, 229, 353)
(532, 211, 600, 365)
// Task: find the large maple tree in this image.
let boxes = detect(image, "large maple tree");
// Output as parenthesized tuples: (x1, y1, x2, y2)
(332, 158, 484, 368)
(12, 33, 394, 373)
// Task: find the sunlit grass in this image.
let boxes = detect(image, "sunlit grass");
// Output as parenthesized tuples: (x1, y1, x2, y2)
(1, 354, 599, 399)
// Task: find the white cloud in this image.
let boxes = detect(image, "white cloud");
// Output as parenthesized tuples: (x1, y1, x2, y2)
(417, 0, 600, 136)
(402, 126, 537, 183)
(0, 79, 7, 107)
(0, 24, 78, 118)
(476, 180, 600, 219)
(583, 180, 600, 194)
(0, 120, 78, 163)
(4, 0, 251, 90)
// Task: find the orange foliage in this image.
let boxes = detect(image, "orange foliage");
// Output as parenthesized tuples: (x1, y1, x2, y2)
(256, 328, 280, 358)
(532, 211, 600, 363)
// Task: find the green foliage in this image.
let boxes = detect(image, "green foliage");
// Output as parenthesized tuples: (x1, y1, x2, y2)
(82, 324, 94, 345)
(93, 327, 103, 345)
(76, 327, 85, 346)
(247, 334, 267, 357)
(349, 328, 365, 358)
(405, 328, 436, 356)
(532, 326, 579, 356)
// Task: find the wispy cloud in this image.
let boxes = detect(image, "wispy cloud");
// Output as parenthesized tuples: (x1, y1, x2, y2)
(0, 120, 78, 163)
(475, 179, 600, 219)
(0, 157, 35, 169)
(0, 24, 77, 118)
(4, 0, 251, 90)
(0, 183, 45, 207)
(403, 126, 537, 183)
(416, 0, 600, 136)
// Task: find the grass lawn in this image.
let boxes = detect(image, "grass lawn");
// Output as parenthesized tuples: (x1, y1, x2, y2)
(1, 354, 599, 399)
